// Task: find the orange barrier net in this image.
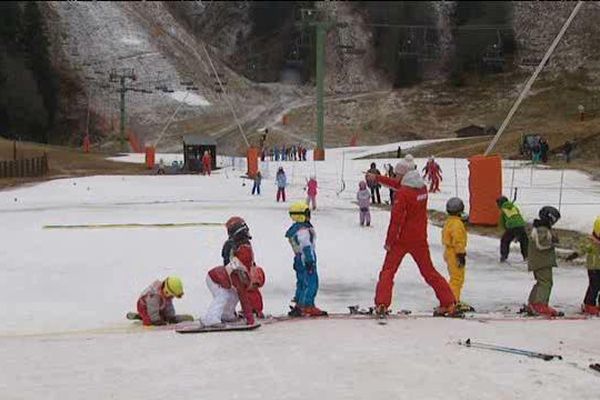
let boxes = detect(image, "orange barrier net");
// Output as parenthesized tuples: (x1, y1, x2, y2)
(468, 155, 502, 226)
(246, 147, 259, 178)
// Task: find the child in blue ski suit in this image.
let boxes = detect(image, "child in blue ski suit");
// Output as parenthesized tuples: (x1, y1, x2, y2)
(285, 201, 327, 317)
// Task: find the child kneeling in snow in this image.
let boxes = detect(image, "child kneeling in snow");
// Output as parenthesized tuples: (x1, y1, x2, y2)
(356, 181, 371, 226)
(136, 276, 188, 326)
(203, 245, 258, 327)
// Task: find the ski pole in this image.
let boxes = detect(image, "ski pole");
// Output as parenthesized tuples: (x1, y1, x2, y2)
(459, 339, 562, 361)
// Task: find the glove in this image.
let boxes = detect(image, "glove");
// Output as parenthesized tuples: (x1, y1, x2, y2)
(565, 252, 579, 261)
(456, 253, 466, 268)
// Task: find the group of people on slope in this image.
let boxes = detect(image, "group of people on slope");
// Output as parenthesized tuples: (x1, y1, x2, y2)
(262, 144, 309, 162)
(252, 167, 318, 211)
(366, 155, 442, 207)
(136, 155, 600, 326)
(496, 197, 600, 316)
(364, 156, 600, 317)
(135, 201, 327, 327)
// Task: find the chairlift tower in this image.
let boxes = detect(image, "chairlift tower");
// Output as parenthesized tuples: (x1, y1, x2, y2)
(296, 8, 337, 161)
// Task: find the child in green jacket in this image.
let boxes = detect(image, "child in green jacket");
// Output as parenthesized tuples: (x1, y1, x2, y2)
(567, 216, 600, 315)
(526, 206, 562, 317)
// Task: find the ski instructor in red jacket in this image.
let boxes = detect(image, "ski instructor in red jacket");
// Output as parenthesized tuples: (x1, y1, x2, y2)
(367, 159, 458, 316)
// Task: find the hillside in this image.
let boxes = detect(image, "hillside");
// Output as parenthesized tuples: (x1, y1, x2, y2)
(2, 1, 600, 161)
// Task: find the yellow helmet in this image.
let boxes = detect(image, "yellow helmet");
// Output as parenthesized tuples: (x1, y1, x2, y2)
(163, 276, 184, 298)
(594, 216, 600, 237)
(289, 201, 311, 223)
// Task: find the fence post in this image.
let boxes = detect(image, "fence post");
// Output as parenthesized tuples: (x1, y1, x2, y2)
(558, 169, 565, 213)
(13, 140, 17, 160)
(0, 161, 5, 178)
(43, 153, 48, 174)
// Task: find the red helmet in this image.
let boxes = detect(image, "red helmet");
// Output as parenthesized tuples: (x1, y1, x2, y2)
(225, 216, 250, 239)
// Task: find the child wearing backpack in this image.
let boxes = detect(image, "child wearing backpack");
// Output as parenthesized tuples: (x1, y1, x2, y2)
(525, 206, 562, 317)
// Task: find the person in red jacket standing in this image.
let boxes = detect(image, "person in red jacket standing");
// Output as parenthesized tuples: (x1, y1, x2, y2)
(422, 156, 442, 193)
(367, 160, 458, 317)
(203, 245, 257, 327)
(202, 150, 212, 176)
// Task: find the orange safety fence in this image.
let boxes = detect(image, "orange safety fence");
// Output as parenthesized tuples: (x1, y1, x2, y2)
(468, 154, 502, 226)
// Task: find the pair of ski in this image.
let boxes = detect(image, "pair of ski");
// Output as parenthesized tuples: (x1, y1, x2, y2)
(125, 312, 260, 334)
(348, 305, 465, 325)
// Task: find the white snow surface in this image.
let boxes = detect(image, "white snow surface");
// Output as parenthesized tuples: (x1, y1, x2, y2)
(169, 91, 211, 107)
(2, 140, 599, 399)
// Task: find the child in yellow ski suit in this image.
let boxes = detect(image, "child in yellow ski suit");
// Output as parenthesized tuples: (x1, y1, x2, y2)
(442, 198, 468, 309)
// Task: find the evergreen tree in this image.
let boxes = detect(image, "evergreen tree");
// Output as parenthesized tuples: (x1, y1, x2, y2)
(22, 1, 57, 142)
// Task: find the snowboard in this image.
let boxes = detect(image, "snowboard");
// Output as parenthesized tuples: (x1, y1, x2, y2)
(176, 321, 261, 334)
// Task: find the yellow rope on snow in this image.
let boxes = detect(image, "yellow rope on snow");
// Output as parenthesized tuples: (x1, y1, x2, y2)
(43, 222, 223, 229)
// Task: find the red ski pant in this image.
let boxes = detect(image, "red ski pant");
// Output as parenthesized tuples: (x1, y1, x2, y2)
(375, 242, 456, 308)
(429, 178, 440, 193)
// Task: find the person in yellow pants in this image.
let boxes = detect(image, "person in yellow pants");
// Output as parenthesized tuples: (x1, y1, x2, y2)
(442, 197, 473, 312)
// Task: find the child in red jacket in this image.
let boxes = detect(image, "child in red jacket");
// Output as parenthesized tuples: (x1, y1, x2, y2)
(221, 216, 265, 318)
(203, 245, 257, 327)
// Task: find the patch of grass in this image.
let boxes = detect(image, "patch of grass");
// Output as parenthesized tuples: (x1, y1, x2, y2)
(0, 138, 146, 190)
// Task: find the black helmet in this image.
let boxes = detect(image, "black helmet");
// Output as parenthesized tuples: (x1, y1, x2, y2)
(539, 206, 561, 226)
(446, 197, 465, 215)
(496, 196, 509, 207)
(370, 162, 376, 169)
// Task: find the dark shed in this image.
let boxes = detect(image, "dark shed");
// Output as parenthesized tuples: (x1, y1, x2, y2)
(183, 134, 217, 172)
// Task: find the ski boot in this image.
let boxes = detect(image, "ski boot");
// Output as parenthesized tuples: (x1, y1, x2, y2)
(288, 305, 304, 317)
(349, 305, 374, 315)
(456, 302, 475, 313)
(524, 303, 564, 317)
(581, 304, 600, 316)
(375, 304, 390, 323)
(433, 303, 464, 318)
(302, 306, 328, 317)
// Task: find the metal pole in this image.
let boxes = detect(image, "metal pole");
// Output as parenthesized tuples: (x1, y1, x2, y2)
(530, 164, 534, 187)
(86, 87, 92, 137)
(509, 160, 516, 199)
(315, 23, 326, 158)
(484, 1, 583, 156)
(154, 92, 190, 148)
(454, 158, 459, 197)
(558, 169, 565, 213)
(120, 77, 126, 150)
(199, 44, 249, 148)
